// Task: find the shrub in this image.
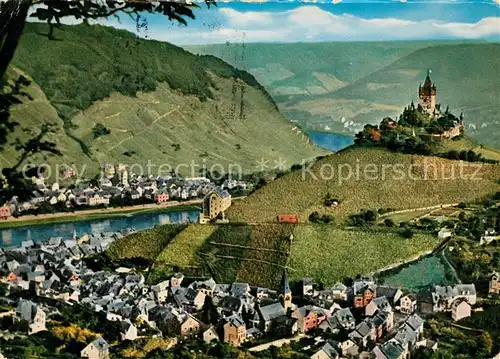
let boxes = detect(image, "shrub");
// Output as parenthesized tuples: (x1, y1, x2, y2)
(92, 123, 110, 139)
(401, 228, 414, 239)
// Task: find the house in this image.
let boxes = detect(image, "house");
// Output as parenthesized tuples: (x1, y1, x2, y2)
(415, 339, 438, 352)
(489, 272, 500, 295)
(179, 315, 200, 338)
(353, 277, 376, 308)
(438, 228, 453, 239)
(170, 273, 184, 288)
(155, 192, 169, 203)
(88, 193, 109, 206)
(302, 278, 314, 297)
(0, 205, 11, 219)
(16, 300, 46, 335)
(333, 308, 355, 330)
(292, 306, 319, 333)
(405, 314, 424, 336)
(173, 287, 206, 312)
(257, 302, 287, 332)
(376, 287, 403, 305)
(331, 282, 348, 301)
(189, 278, 217, 296)
(277, 214, 298, 224)
(223, 315, 246, 346)
(349, 320, 376, 347)
(202, 189, 231, 221)
(431, 284, 476, 312)
(372, 340, 406, 359)
(311, 342, 340, 359)
(365, 296, 392, 317)
(81, 337, 110, 359)
(398, 294, 417, 314)
(230, 282, 250, 298)
(203, 326, 219, 343)
(451, 299, 471, 322)
(120, 320, 138, 341)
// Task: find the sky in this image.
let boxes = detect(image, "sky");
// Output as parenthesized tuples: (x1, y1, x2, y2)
(34, 0, 500, 45)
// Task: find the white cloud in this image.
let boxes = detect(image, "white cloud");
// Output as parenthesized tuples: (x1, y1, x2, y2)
(196, 6, 500, 44)
(219, 8, 273, 27)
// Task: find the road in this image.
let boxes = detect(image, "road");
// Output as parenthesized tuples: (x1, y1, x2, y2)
(248, 334, 305, 352)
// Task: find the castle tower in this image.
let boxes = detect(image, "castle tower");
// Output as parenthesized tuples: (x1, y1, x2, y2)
(279, 269, 292, 312)
(419, 69, 437, 115)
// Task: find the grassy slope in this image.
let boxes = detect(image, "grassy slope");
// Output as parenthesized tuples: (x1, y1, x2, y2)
(5, 23, 324, 175)
(227, 147, 500, 224)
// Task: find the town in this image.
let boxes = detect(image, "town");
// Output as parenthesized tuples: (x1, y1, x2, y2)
(0, 164, 247, 221)
(0, 221, 498, 358)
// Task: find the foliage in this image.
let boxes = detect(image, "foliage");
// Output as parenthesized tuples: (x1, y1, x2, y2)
(91, 123, 110, 139)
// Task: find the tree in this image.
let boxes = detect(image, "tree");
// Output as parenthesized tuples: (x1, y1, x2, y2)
(401, 227, 414, 239)
(0, 0, 217, 80)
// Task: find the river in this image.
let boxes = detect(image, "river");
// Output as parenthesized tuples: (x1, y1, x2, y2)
(307, 131, 354, 152)
(0, 209, 200, 248)
(0, 132, 351, 248)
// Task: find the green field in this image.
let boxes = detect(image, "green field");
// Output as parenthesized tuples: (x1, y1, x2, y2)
(377, 254, 458, 291)
(288, 226, 440, 284)
(228, 147, 500, 224)
(4, 23, 324, 177)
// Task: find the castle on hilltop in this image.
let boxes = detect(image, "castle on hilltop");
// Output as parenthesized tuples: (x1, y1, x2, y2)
(418, 69, 464, 139)
(418, 69, 437, 115)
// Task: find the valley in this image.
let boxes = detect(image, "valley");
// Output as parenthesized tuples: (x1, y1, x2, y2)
(189, 41, 500, 148)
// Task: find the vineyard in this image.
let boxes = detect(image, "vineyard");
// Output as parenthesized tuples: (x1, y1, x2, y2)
(106, 224, 187, 263)
(107, 222, 443, 289)
(288, 226, 440, 285)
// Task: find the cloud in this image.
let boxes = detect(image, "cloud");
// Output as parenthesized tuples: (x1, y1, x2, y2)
(191, 6, 499, 44)
(28, 4, 500, 45)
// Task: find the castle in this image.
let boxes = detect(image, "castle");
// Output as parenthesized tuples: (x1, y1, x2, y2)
(418, 69, 437, 115)
(418, 69, 464, 139)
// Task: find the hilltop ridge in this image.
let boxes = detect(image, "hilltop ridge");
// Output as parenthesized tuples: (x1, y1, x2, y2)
(2, 23, 325, 176)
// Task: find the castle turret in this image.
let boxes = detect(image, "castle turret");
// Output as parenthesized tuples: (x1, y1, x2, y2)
(279, 269, 292, 312)
(419, 69, 437, 115)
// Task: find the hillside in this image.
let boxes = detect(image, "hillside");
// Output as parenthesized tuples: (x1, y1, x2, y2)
(3, 23, 324, 176)
(106, 222, 438, 289)
(227, 147, 500, 224)
(189, 41, 499, 148)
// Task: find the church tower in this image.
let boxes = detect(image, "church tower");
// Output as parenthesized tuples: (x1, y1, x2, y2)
(279, 269, 292, 312)
(419, 69, 437, 115)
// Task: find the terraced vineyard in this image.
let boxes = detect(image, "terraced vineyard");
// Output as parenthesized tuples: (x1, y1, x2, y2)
(117, 223, 442, 289)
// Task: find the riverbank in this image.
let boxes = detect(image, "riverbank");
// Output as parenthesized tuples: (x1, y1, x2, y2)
(0, 201, 202, 229)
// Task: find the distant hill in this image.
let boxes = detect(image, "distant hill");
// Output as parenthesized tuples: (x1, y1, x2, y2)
(188, 41, 499, 148)
(227, 146, 500, 224)
(3, 23, 324, 176)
